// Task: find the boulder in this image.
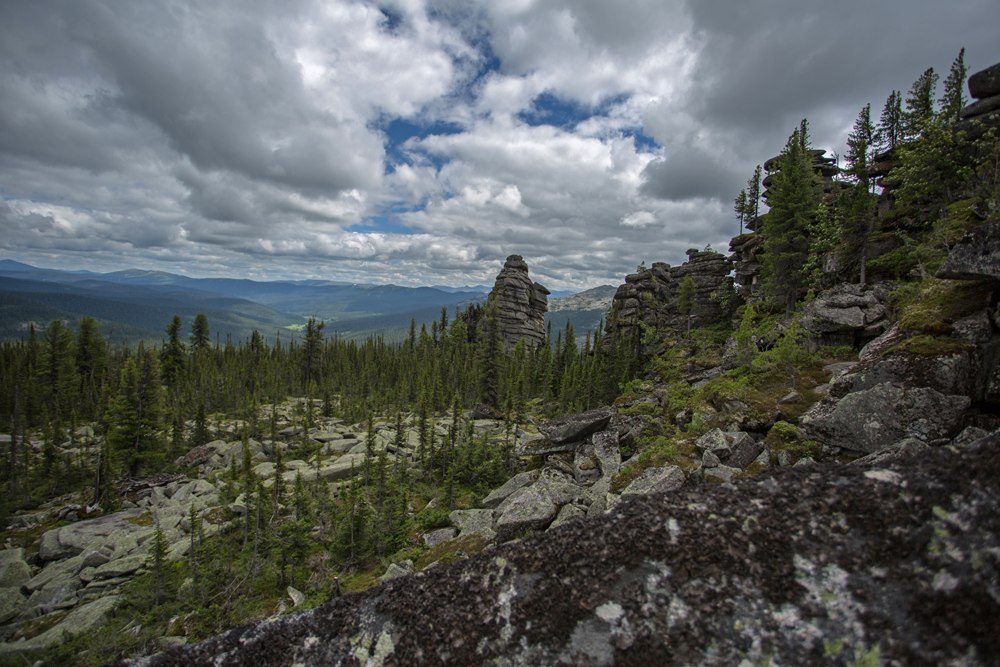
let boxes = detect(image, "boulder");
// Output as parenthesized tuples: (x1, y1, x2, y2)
(91, 554, 146, 580)
(0, 548, 31, 588)
(287, 586, 305, 608)
(0, 586, 26, 624)
(481, 470, 540, 509)
(704, 465, 741, 484)
(620, 465, 685, 497)
(798, 283, 889, 344)
(421, 527, 457, 548)
(936, 220, 1000, 282)
(448, 509, 496, 540)
(37, 509, 148, 562)
(726, 432, 763, 470)
(548, 504, 586, 530)
(494, 484, 558, 540)
(969, 62, 1000, 99)
(538, 408, 614, 445)
(0, 595, 119, 655)
(379, 560, 413, 583)
(800, 382, 971, 454)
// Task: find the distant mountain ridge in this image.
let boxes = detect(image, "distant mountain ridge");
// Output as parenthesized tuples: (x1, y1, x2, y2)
(0, 260, 609, 344)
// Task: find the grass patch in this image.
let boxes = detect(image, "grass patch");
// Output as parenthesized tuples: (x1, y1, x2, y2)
(765, 421, 818, 461)
(413, 533, 489, 571)
(124, 512, 154, 527)
(894, 278, 993, 335)
(610, 437, 696, 493)
(887, 334, 971, 357)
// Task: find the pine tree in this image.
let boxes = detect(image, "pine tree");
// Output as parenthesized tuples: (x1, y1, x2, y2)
(150, 520, 169, 606)
(162, 315, 186, 389)
(734, 189, 748, 235)
(876, 90, 903, 153)
(106, 346, 164, 477)
(941, 47, 967, 123)
(302, 317, 324, 386)
(190, 314, 211, 353)
(677, 276, 696, 337)
(901, 68, 938, 141)
(761, 123, 821, 314)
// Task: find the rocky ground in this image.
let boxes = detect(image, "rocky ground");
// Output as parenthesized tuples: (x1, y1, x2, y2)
(127, 431, 1000, 666)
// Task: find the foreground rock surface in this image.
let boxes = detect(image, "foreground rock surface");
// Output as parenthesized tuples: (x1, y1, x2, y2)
(130, 434, 1000, 666)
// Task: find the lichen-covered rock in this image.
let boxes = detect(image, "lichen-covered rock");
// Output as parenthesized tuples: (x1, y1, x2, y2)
(0, 549, 31, 588)
(620, 465, 685, 497)
(800, 382, 971, 453)
(537, 408, 614, 445)
(131, 435, 1000, 667)
(486, 255, 549, 350)
(1, 596, 119, 655)
(494, 484, 558, 541)
(797, 283, 891, 345)
(37, 509, 150, 562)
(481, 470, 541, 508)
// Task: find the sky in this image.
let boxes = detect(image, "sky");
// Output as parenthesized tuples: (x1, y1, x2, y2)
(1, 1, 998, 291)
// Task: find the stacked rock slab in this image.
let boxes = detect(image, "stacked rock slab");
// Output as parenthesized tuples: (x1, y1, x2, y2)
(604, 249, 733, 343)
(957, 62, 1000, 139)
(487, 255, 549, 350)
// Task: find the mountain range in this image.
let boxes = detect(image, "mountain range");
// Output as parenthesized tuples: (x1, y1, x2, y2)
(0, 260, 611, 344)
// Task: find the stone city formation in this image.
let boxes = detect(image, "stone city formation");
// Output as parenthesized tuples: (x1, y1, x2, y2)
(487, 255, 549, 350)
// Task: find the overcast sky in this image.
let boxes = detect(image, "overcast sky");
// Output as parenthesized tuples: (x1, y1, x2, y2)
(1, 1, 997, 290)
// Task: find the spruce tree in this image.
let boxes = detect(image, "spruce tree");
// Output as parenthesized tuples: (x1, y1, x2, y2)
(901, 68, 938, 141)
(876, 90, 903, 153)
(761, 123, 821, 314)
(941, 47, 967, 123)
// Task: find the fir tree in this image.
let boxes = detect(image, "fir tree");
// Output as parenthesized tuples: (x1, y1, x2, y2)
(941, 47, 967, 123)
(876, 90, 903, 153)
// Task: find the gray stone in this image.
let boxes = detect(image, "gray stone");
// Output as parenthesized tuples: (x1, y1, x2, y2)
(287, 586, 305, 607)
(548, 504, 586, 530)
(448, 509, 496, 540)
(481, 470, 541, 509)
(317, 453, 366, 481)
(494, 484, 558, 540)
(969, 62, 1000, 99)
(37, 508, 148, 562)
(702, 450, 721, 468)
(0, 586, 26, 624)
(0, 548, 31, 588)
(379, 560, 414, 583)
(486, 255, 549, 350)
(0, 595, 119, 654)
(951, 426, 992, 449)
(538, 408, 614, 445)
(727, 432, 764, 470)
(704, 465, 741, 483)
(620, 465, 685, 497)
(422, 527, 457, 548)
(801, 382, 971, 454)
(936, 219, 1000, 282)
(92, 554, 146, 580)
(695, 428, 731, 458)
(591, 430, 621, 480)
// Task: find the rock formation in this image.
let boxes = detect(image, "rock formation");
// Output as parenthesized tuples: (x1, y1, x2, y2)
(604, 249, 733, 343)
(127, 433, 1000, 667)
(958, 62, 1000, 138)
(486, 255, 549, 350)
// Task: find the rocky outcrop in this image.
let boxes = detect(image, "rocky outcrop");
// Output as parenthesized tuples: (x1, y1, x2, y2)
(959, 62, 1000, 138)
(486, 255, 549, 350)
(797, 282, 892, 346)
(131, 434, 1000, 667)
(936, 219, 1000, 282)
(604, 249, 733, 343)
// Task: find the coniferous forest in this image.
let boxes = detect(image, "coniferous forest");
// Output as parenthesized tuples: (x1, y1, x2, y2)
(2, 46, 1000, 666)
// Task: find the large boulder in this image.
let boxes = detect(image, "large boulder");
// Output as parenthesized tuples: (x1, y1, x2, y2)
(936, 220, 1000, 282)
(620, 465, 685, 497)
(538, 408, 614, 445)
(135, 436, 1000, 666)
(494, 484, 558, 541)
(800, 382, 970, 453)
(0, 548, 31, 588)
(969, 62, 1000, 99)
(37, 509, 149, 562)
(797, 283, 890, 345)
(481, 470, 540, 509)
(0, 595, 119, 655)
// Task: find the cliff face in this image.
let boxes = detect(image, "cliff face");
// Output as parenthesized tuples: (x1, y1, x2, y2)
(487, 255, 549, 350)
(131, 433, 1000, 667)
(604, 249, 733, 342)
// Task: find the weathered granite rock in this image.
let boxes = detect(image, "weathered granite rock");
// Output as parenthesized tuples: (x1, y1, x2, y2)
(486, 255, 549, 350)
(969, 62, 1000, 99)
(37, 509, 148, 562)
(936, 220, 1000, 282)
(0, 587, 26, 624)
(538, 408, 614, 445)
(131, 435, 1000, 667)
(379, 560, 414, 583)
(620, 465, 685, 497)
(704, 464, 741, 484)
(481, 470, 541, 509)
(494, 484, 558, 540)
(797, 283, 891, 345)
(548, 504, 586, 530)
(604, 250, 734, 344)
(800, 382, 971, 453)
(0, 548, 31, 588)
(1, 595, 119, 655)
(448, 509, 496, 540)
(421, 528, 457, 548)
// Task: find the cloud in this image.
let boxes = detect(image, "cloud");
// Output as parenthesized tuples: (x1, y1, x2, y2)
(1, 0, 998, 290)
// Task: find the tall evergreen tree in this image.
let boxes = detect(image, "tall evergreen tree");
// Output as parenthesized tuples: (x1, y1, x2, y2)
(941, 47, 967, 123)
(162, 315, 186, 389)
(876, 90, 903, 153)
(190, 314, 211, 353)
(761, 123, 821, 314)
(901, 68, 938, 141)
(106, 345, 164, 476)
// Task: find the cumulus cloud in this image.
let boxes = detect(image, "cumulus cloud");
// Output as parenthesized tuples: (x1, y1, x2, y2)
(1, 0, 998, 290)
